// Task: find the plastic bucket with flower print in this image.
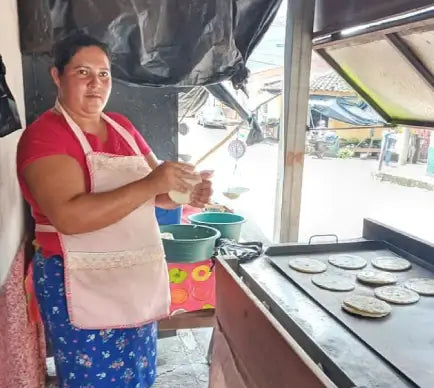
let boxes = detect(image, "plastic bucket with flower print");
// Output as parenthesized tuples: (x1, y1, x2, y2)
(160, 224, 220, 263)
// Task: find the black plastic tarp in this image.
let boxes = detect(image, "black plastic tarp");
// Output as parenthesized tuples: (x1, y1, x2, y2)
(18, 0, 282, 88)
(0, 55, 22, 137)
(178, 87, 209, 119)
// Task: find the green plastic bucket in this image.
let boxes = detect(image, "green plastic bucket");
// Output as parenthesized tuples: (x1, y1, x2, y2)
(188, 212, 246, 241)
(160, 224, 220, 263)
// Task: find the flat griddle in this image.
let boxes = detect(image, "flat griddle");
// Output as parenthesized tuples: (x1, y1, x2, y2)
(266, 240, 434, 388)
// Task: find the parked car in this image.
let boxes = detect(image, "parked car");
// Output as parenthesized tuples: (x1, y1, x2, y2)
(197, 106, 227, 128)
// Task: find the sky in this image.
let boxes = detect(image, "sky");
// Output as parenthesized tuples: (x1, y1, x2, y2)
(246, 1, 287, 73)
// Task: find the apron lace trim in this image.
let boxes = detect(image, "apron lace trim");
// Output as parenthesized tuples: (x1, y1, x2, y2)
(67, 248, 165, 270)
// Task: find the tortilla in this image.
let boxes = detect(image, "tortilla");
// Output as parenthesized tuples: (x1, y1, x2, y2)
(312, 273, 355, 291)
(343, 295, 391, 318)
(374, 286, 420, 305)
(356, 270, 397, 285)
(371, 256, 411, 272)
(328, 254, 367, 270)
(404, 278, 434, 296)
(288, 258, 327, 274)
(342, 304, 390, 318)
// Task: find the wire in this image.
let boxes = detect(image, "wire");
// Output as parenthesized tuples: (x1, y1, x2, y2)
(247, 59, 282, 66)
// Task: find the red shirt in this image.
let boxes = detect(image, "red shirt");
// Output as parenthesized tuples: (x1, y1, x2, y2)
(17, 110, 152, 258)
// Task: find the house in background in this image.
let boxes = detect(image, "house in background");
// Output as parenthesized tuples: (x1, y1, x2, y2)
(258, 69, 385, 144)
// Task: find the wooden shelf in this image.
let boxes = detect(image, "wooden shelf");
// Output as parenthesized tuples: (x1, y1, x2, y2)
(159, 309, 215, 331)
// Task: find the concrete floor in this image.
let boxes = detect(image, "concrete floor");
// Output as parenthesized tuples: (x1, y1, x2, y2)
(46, 328, 212, 387)
(154, 329, 212, 388)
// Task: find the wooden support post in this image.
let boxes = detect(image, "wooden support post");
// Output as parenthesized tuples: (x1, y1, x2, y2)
(274, 0, 316, 242)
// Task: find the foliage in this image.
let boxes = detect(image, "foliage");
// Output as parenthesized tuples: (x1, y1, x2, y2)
(338, 147, 355, 159)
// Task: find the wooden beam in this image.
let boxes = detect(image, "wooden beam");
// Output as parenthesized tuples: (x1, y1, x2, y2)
(313, 0, 434, 37)
(391, 119, 434, 130)
(313, 15, 434, 50)
(310, 125, 391, 131)
(385, 32, 434, 91)
(274, 0, 315, 242)
(158, 309, 215, 330)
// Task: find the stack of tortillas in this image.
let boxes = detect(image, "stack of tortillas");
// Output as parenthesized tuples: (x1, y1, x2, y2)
(374, 286, 419, 304)
(357, 270, 397, 285)
(371, 256, 411, 271)
(342, 295, 391, 318)
(329, 254, 367, 270)
(289, 258, 327, 274)
(404, 278, 434, 296)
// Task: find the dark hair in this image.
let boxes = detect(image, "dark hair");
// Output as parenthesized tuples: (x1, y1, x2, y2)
(52, 33, 111, 74)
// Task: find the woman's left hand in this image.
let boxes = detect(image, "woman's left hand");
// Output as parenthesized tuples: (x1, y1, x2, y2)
(189, 170, 214, 208)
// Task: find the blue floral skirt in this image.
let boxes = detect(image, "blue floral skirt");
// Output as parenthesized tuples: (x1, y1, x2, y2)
(33, 251, 157, 388)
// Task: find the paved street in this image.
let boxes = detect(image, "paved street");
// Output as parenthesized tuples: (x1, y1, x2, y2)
(179, 120, 434, 244)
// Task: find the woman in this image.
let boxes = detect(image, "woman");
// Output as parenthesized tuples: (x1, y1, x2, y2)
(17, 33, 212, 387)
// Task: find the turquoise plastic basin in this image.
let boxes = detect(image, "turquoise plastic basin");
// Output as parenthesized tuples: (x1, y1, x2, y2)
(160, 224, 220, 263)
(188, 212, 246, 241)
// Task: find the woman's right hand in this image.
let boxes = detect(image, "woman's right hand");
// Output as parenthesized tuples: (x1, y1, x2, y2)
(145, 161, 200, 194)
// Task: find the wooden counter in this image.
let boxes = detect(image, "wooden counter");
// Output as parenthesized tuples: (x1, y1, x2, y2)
(210, 258, 335, 388)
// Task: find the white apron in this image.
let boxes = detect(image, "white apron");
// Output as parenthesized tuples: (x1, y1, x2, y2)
(35, 102, 170, 329)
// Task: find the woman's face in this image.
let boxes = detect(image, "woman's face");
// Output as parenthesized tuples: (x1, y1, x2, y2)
(52, 46, 112, 116)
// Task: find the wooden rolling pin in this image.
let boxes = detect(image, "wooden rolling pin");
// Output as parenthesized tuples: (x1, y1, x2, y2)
(194, 122, 243, 167)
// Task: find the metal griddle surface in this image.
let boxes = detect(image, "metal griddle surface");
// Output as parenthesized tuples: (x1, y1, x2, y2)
(267, 243, 434, 388)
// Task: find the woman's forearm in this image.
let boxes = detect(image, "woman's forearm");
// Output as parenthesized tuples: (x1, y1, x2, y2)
(54, 177, 160, 234)
(24, 154, 198, 235)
